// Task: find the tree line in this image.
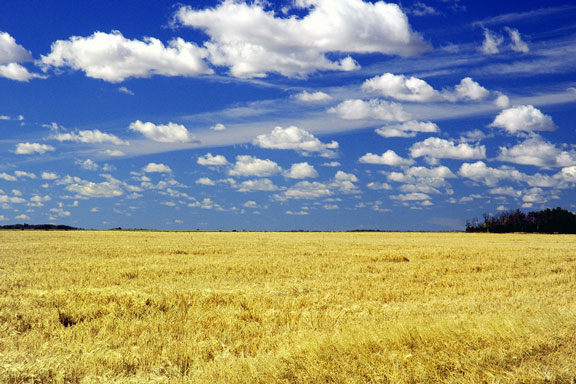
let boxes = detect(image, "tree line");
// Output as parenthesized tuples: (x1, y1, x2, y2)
(466, 207, 576, 234)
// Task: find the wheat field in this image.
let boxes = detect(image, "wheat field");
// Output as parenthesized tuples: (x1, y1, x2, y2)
(1, 231, 575, 383)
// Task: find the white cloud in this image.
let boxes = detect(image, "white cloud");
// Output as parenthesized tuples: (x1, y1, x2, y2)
(328, 99, 409, 121)
(409, 2, 439, 16)
(559, 166, 576, 183)
(293, 91, 332, 103)
(0, 63, 44, 82)
(14, 171, 36, 179)
(41, 172, 59, 180)
(410, 137, 486, 160)
(505, 27, 529, 53)
(391, 192, 431, 201)
(15, 214, 30, 221)
(41, 31, 212, 82)
(452, 77, 490, 101)
(275, 181, 333, 200)
(387, 166, 456, 191)
(15, 142, 55, 155)
(210, 123, 227, 131)
(459, 161, 524, 187)
(196, 177, 216, 186)
(363, 73, 490, 103)
(497, 137, 576, 168)
(490, 105, 555, 134)
(197, 153, 228, 166)
(118, 86, 134, 96)
(129, 120, 192, 143)
(229, 155, 281, 177)
(376, 120, 439, 138)
(367, 182, 392, 190)
(481, 28, 503, 54)
(174, 0, 428, 78)
(286, 210, 309, 216)
(362, 73, 440, 102)
(105, 149, 126, 157)
(321, 161, 341, 167)
(359, 150, 414, 166)
(284, 162, 319, 179)
(63, 177, 125, 198)
(143, 163, 172, 173)
(0, 173, 17, 181)
(253, 126, 338, 156)
(494, 92, 511, 109)
(52, 129, 128, 145)
(236, 178, 279, 192)
(0, 31, 31, 64)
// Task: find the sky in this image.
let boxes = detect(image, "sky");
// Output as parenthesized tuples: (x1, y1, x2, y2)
(0, 0, 575, 231)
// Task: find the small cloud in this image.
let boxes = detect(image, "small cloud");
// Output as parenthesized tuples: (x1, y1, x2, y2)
(142, 163, 172, 173)
(490, 105, 555, 134)
(196, 177, 216, 186)
(481, 28, 503, 54)
(210, 123, 227, 131)
(253, 126, 338, 157)
(118, 86, 134, 96)
(129, 120, 192, 143)
(505, 27, 529, 53)
(284, 162, 319, 179)
(197, 153, 228, 166)
(286, 210, 308, 216)
(15, 142, 55, 155)
(229, 156, 281, 177)
(293, 91, 333, 103)
(15, 214, 31, 220)
(105, 149, 126, 157)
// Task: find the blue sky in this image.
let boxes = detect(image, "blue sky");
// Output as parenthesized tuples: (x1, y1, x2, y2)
(0, 0, 575, 230)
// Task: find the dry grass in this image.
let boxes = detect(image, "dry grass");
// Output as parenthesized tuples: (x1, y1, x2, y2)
(1, 231, 575, 383)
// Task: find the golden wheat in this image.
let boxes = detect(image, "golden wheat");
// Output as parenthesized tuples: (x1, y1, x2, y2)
(1, 231, 575, 383)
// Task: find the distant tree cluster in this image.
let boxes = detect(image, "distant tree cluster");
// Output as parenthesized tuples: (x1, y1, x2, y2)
(466, 207, 576, 234)
(0, 224, 81, 231)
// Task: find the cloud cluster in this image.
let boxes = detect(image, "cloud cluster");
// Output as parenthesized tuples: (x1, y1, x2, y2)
(229, 155, 282, 177)
(410, 137, 486, 160)
(253, 126, 338, 156)
(174, 0, 428, 78)
(362, 73, 491, 103)
(376, 120, 439, 138)
(497, 137, 576, 168)
(15, 142, 55, 155)
(328, 99, 409, 121)
(0, 32, 41, 81)
(129, 120, 192, 143)
(41, 31, 212, 82)
(359, 150, 414, 166)
(52, 129, 128, 145)
(490, 105, 555, 134)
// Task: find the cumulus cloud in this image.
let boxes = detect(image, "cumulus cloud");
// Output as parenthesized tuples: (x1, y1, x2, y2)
(236, 178, 279, 192)
(497, 137, 576, 168)
(196, 177, 216, 186)
(253, 126, 338, 156)
(452, 77, 490, 101)
(197, 153, 229, 166)
(284, 162, 319, 179)
(174, 0, 429, 78)
(505, 27, 529, 53)
(558, 166, 576, 183)
(129, 120, 192, 143)
(390, 192, 431, 201)
(61, 175, 126, 198)
(490, 105, 555, 134)
(328, 99, 409, 121)
(376, 120, 439, 138)
(275, 181, 333, 200)
(359, 150, 415, 166)
(363, 73, 490, 103)
(15, 142, 55, 155)
(210, 123, 227, 131)
(0, 31, 31, 64)
(366, 182, 392, 190)
(410, 137, 486, 160)
(293, 91, 333, 103)
(41, 31, 212, 82)
(0, 173, 17, 181)
(41, 172, 59, 180)
(229, 155, 282, 177)
(494, 92, 511, 109)
(459, 161, 560, 187)
(481, 28, 503, 54)
(143, 163, 172, 173)
(362, 73, 440, 102)
(52, 129, 128, 145)
(0, 63, 44, 81)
